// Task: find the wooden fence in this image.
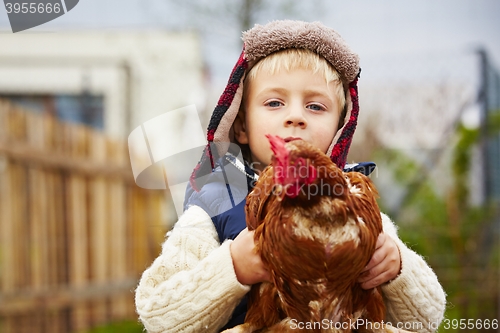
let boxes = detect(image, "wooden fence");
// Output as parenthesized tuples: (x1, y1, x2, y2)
(0, 99, 167, 333)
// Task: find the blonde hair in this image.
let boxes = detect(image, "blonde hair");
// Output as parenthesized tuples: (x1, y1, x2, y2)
(244, 48, 346, 115)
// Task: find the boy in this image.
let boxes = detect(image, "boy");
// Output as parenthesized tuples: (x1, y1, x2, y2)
(135, 20, 446, 333)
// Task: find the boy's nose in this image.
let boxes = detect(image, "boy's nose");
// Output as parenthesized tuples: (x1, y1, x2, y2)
(284, 108, 307, 128)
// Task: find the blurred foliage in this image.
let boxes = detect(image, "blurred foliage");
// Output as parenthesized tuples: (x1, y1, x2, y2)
(486, 110, 500, 137)
(374, 116, 499, 332)
(82, 320, 143, 333)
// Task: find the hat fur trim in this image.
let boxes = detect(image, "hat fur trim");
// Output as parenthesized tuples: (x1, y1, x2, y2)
(243, 20, 359, 83)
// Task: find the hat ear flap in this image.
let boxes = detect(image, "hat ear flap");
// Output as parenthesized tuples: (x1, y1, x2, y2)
(190, 50, 248, 191)
(329, 78, 359, 169)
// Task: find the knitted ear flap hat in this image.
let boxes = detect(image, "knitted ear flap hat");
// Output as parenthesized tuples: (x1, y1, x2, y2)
(190, 20, 360, 191)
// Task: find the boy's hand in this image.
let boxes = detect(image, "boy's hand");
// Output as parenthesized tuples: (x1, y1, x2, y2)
(358, 233, 401, 289)
(230, 228, 270, 285)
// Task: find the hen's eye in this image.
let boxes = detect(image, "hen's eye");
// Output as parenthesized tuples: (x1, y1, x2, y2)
(266, 101, 283, 108)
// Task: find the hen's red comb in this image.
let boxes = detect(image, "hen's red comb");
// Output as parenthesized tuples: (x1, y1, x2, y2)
(267, 134, 287, 161)
(267, 134, 317, 198)
(266, 134, 289, 185)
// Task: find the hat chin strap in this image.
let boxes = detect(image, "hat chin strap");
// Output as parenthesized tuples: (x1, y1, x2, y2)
(329, 77, 359, 169)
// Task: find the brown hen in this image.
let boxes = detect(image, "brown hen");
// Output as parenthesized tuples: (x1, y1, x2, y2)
(224, 135, 409, 333)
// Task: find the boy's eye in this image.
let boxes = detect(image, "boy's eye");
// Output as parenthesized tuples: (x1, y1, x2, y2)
(307, 104, 325, 111)
(266, 101, 283, 108)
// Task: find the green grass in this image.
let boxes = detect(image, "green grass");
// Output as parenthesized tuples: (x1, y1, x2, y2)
(83, 320, 144, 333)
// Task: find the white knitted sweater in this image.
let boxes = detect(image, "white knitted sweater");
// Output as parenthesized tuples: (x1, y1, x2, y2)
(135, 205, 446, 333)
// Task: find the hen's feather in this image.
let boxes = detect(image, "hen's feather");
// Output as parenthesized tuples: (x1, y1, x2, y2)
(241, 136, 389, 333)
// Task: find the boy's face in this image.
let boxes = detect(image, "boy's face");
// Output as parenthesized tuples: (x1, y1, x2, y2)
(234, 67, 341, 172)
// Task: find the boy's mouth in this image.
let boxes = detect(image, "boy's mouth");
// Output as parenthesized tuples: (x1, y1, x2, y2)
(283, 137, 302, 143)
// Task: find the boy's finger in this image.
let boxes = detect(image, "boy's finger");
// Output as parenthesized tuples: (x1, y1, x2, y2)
(359, 277, 379, 290)
(359, 268, 393, 289)
(361, 246, 387, 273)
(359, 275, 381, 290)
(358, 260, 384, 283)
(375, 233, 386, 249)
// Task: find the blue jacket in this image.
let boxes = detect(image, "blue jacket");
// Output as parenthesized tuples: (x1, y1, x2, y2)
(184, 159, 254, 243)
(184, 159, 255, 331)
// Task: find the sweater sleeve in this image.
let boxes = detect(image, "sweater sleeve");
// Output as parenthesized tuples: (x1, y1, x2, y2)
(380, 213, 447, 333)
(135, 205, 251, 333)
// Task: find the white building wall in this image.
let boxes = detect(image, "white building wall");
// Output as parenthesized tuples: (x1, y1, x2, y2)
(0, 30, 206, 139)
